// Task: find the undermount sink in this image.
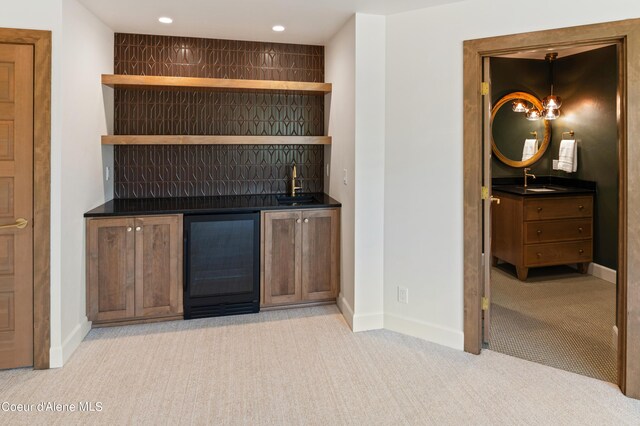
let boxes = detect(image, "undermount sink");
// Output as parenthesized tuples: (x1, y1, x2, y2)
(524, 185, 568, 193)
(276, 194, 317, 205)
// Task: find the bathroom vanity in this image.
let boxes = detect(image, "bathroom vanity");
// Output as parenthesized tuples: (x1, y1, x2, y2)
(491, 183, 595, 281)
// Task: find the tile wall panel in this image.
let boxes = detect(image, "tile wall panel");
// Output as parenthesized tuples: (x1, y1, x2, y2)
(113, 33, 325, 198)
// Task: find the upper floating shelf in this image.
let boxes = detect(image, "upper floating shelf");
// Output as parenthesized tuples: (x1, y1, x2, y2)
(101, 74, 332, 94)
(101, 135, 332, 146)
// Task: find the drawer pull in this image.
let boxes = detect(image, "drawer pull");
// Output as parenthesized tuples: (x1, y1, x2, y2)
(537, 207, 543, 212)
(537, 252, 542, 258)
(304, 218, 309, 223)
(578, 205, 584, 210)
(579, 249, 584, 254)
(127, 227, 132, 232)
(296, 219, 301, 224)
(536, 230, 542, 235)
(136, 226, 142, 232)
(578, 227, 583, 233)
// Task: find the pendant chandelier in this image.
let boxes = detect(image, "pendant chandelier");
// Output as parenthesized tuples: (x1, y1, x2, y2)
(541, 52, 561, 120)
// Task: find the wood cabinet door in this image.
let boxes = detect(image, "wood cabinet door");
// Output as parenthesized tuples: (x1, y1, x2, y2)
(301, 209, 339, 301)
(87, 218, 136, 322)
(134, 215, 182, 318)
(262, 210, 302, 305)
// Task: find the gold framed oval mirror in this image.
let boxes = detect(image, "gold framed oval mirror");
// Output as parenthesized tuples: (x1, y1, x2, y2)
(491, 91, 551, 168)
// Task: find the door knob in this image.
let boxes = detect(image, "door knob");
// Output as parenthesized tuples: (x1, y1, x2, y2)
(490, 196, 500, 205)
(0, 218, 28, 230)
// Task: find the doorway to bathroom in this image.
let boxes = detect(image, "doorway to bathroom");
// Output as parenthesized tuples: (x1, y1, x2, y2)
(483, 44, 619, 383)
(462, 18, 640, 398)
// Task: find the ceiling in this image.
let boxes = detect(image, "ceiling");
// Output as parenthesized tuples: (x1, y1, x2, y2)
(77, 0, 464, 45)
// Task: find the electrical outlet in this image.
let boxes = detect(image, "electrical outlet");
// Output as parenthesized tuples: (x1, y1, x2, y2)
(343, 168, 348, 185)
(398, 286, 409, 304)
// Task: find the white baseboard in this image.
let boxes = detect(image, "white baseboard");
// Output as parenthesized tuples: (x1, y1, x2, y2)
(49, 318, 92, 368)
(336, 293, 354, 329)
(384, 313, 464, 350)
(588, 263, 617, 284)
(353, 312, 384, 332)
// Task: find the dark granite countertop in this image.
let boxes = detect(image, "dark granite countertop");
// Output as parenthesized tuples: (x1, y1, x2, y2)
(84, 193, 341, 217)
(492, 176, 596, 197)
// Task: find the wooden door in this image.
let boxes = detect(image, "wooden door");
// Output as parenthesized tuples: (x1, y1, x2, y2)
(301, 209, 339, 301)
(86, 218, 136, 322)
(262, 210, 302, 305)
(134, 215, 182, 317)
(0, 44, 34, 369)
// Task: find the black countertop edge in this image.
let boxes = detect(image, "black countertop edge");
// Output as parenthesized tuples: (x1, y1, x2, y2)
(84, 193, 341, 217)
(492, 176, 596, 197)
(492, 176, 597, 189)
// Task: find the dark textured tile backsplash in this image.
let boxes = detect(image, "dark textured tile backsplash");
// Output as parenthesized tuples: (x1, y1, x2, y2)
(113, 33, 325, 199)
(114, 33, 324, 82)
(114, 90, 324, 136)
(114, 145, 324, 198)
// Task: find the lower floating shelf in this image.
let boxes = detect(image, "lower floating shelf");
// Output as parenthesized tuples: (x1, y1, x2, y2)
(101, 135, 331, 145)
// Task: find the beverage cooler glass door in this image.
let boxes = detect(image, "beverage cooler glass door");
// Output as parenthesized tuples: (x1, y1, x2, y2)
(184, 212, 260, 318)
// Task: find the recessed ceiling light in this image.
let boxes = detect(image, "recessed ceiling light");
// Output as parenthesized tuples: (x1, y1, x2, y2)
(159, 17, 173, 24)
(272, 25, 285, 32)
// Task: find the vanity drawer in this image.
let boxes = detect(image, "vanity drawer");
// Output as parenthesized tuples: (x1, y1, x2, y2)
(524, 219, 592, 244)
(524, 240, 592, 266)
(524, 196, 593, 221)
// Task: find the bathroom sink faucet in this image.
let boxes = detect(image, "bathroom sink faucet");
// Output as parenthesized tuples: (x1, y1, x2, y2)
(524, 167, 536, 188)
(290, 163, 303, 196)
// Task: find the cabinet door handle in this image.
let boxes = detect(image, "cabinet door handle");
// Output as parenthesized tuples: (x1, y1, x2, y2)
(537, 207, 543, 212)
(304, 218, 309, 223)
(579, 249, 584, 254)
(296, 219, 301, 224)
(127, 227, 132, 232)
(537, 252, 542, 258)
(578, 205, 584, 210)
(136, 226, 142, 232)
(578, 227, 583, 233)
(536, 230, 542, 235)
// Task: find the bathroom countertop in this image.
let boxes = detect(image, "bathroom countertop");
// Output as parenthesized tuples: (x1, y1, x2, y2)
(84, 193, 341, 217)
(492, 176, 596, 197)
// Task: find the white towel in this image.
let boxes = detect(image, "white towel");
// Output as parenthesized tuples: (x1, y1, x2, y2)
(522, 139, 538, 161)
(557, 139, 577, 173)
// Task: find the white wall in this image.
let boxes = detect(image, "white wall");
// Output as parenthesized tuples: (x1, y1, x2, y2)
(384, 0, 640, 349)
(353, 14, 385, 331)
(54, 0, 113, 366)
(325, 16, 356, 327)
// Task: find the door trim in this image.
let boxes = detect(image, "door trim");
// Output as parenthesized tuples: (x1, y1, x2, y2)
(0, 28, 51, 369)
(463, 19, 638, 397)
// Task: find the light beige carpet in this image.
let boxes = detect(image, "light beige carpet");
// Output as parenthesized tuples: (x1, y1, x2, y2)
(1, 305, 639, 425)
(489, 265, 617, 383)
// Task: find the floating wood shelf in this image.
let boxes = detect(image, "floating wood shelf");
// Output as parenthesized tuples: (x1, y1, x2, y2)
(101, 135, 332, 146)
(101, 74, 332, 94)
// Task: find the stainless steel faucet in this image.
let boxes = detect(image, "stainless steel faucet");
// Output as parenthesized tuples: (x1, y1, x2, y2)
(524, 167, 536, 188)
(290, 163, 303, 196)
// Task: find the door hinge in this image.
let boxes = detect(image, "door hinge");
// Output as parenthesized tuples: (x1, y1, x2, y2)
(481, 186, 489, 200)
(481, 82, 489, 96)
(482, 297, 489, 311)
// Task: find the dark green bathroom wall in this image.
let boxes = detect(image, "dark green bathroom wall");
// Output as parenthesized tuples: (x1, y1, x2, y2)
(552, 46, 618, 269)
(489, 46, 618, 269)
